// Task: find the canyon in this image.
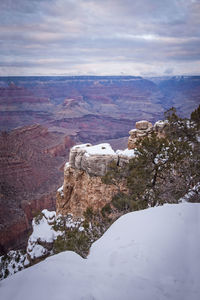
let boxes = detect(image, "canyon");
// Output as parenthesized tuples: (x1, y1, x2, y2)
(56, 120, 166, 217)
(0, 75, 200, 254)
(0, 124, 75, 253)
(1, 76, 200, 134)
(0, 115, 199, 278)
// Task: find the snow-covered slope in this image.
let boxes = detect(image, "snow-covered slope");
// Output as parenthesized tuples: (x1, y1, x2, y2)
(1, 203, 200, 300)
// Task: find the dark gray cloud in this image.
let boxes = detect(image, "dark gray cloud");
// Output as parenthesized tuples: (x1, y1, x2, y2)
(0, 0, 200, 75)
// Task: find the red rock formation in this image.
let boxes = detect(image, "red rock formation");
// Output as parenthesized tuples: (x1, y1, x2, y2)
(51, 115, 134, 144)
(1, 76, 200, 136)
(44, 136, 75, 157)
(0, 76, 164, 133)
(0, 124, 75, 253)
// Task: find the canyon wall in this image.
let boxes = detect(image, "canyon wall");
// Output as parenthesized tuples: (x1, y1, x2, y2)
(0, 124, 75, 254)
(1, 76, 199, 136)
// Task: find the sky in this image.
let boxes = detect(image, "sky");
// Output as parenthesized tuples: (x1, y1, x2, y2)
(0, 0, 200, 76)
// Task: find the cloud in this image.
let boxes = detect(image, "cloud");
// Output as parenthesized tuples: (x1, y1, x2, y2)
(164, 68, 174, 75)
(0, 0, 200, 75)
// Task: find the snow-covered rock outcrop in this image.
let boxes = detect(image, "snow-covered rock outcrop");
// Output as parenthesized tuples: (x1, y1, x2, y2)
(57, 119, 168, 217)
(1, 203, 199, 300)
(57, 143, 135, 217)
(26, 210, 62, 264)
(69, 143, 135, 176)
(128, 119, 167, 149)
(25, 209, 90, 265)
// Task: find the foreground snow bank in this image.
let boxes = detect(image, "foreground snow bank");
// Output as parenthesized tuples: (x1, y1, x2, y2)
(1, 203, 200, 300)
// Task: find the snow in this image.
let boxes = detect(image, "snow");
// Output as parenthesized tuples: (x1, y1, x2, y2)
(116, 148, 136, 157)
(129, 128, 137, 133)
(70, 142, 142, 164)
(57, 186, 63, 192)
(1, 203, 200, 300)
(83, 143, 116, 156)
(72, 143, 92, 149)
(179, 183, 200, 203)
(57, 185, 64, 197)
(42, 209, 56, 220)
(153, 150, 169, 164)
(30, 216, 57, 244)
(0, 250, 26, 280)
(64, 162, 70, 170)
(65, 214, 84, 230)
(154, 120, 168, 127)
(23, 257, 30, 267)
(26, 210, 85, 262)
(28, 244, 48, 260)
(137, 119, 149, 123)
(27, 212, 62, 260)
(72, 143, 138, 158)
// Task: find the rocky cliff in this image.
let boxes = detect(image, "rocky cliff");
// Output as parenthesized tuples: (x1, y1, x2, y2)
(56, 119, 166, 217)
(128, 120, 167, 149)
(56, 143, 133, 217)
(0, 124, 75, 253)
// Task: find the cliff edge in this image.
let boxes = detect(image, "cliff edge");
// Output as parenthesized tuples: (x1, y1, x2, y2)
(56, 120, 166, 217)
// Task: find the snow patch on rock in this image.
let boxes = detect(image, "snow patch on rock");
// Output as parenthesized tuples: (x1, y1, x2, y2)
(72, 143, 116, 156)
(179, 182, 200, 203)
(116, 148, 136, 158)
(0, 250, 26, 280)
(57, 185, 64, 197)
(27, 211, 62, 262)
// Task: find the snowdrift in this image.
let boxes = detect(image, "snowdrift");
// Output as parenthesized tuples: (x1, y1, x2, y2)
(1, 203, 200, 300)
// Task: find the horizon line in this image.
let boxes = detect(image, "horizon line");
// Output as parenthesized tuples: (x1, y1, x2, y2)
(1, 74, 200, 78)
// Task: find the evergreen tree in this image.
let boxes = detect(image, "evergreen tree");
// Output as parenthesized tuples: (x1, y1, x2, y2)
(191, 104, 200, 128)
(102, 105, 200, 214)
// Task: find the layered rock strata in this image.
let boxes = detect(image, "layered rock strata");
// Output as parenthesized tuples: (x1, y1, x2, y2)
(0, 124, 74, 253)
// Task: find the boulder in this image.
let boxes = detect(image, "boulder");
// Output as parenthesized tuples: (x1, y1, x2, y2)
(135, 120, 153, 130)
(69, 143, 118, 176)
(82, 154, 118, 176)
(69, 143, 92, 169)
(128, 120, 166, 149)
(129, 129, 137, 138)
